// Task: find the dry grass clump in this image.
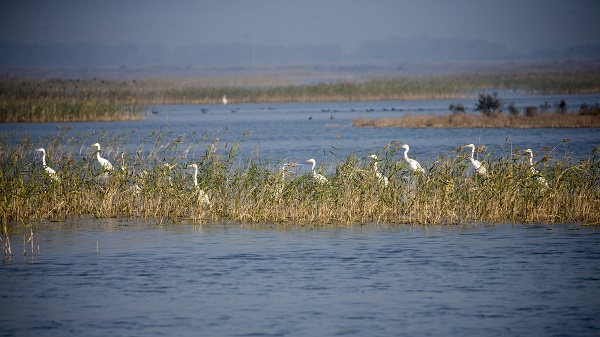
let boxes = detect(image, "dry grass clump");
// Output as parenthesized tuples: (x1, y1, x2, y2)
(1, 133, 599, 244)
(353, 112, 600, 128)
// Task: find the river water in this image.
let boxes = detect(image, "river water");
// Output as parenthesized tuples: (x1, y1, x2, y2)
(1, 221, 599, 336)
(3, 94, 600, 175)
(2, 94, 600, 336)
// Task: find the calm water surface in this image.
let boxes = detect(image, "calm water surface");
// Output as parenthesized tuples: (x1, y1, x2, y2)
(2, 96, 600, 336)
(2, 94, 600, 176)
(1, 221, 599, 336)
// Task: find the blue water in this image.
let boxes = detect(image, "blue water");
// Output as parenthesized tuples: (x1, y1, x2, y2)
(1, 221, 599, 336)
(2, 95, 600, 336)
(2, 94, 600, 177)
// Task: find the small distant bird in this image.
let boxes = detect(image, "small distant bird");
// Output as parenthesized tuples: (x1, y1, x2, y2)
(188, 164, 211, 206)
(400, 144, 425, 174)
(274, 162, 299, 198)
(222, 95, 228, 105)
(34, 148, 59, 181)
(306, 159, 329, 184)
(368, 155, 389, 187)
(463, 144, 488, 177)
(120, 152, 127, 172)
(524, 149, 548, 188)
(90, 143, 114, 172)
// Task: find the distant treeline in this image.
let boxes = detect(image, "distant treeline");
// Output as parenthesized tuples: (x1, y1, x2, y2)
(2, 71, 600, 122)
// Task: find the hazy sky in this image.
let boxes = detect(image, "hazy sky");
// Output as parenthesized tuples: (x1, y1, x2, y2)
(1, 0, 599, 53)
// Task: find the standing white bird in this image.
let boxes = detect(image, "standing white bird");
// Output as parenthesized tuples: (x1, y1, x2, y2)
(279, 162, 299, 180)
(400, 144, 425, 174)
(306, 159, 329, 184)
(368, 155, 389, 187)
(524, 149, 548, 188)
(274, 162, 298, 198)
(222, 95, 228, 105)
(188, 164, 211, 206)
(90, 143, 114, 172)
(34, 148, 59, 181)
(120, 152, 127, 173)
(464, 144, 488, 177)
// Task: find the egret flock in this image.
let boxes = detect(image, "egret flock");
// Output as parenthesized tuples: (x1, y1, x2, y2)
(34, 141, 548, 206)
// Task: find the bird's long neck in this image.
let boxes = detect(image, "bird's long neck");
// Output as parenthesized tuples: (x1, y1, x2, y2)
(403, 149, 409, 160)
(311, 161, 316, 173)
(528, 153, 533, 167)
(280, 166, 287, 179)
(373, 161, 379, 172)
(470, 147, 475, 160)
(41, 152, 47, 167)
(193, 167, 198, 186)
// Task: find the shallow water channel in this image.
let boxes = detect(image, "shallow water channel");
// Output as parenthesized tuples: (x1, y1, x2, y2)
(2, 220, 599, 336)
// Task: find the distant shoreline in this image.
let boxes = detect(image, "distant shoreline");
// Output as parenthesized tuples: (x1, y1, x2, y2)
(2, 69, 600, 122)
(352, 112, 600, 129)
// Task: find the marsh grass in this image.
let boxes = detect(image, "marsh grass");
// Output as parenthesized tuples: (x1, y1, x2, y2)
(353, 112, 600, 128)
(3, 69, 600, 122)
(1, 132, 599, 236)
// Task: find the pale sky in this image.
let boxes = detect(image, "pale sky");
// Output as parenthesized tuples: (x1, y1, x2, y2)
(1, 0, 599, 53)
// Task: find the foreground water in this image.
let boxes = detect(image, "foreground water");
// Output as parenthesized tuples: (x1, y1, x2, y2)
(2, 221, 599, 336)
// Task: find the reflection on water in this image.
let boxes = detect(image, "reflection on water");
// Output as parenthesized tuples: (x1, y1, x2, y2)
(2, 220, 599, 336)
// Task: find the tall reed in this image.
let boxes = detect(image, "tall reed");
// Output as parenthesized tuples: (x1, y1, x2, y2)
(1, 133, 599, 229)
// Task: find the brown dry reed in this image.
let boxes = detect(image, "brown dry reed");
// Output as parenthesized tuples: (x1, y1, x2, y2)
(1, 132, 599, 235)
(3, 68, 600, 122)
(353, 113, 600, 128)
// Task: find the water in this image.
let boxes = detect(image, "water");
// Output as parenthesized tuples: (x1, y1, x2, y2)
(1, 221, 599, 336)
(2, 94, 600, 176)
(2, 95, 600, 336)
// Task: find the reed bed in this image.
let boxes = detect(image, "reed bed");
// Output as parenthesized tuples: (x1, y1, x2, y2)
(3, 69, 600, 122)
(1, 133, 599, 236)
(353, 112, 600, 128)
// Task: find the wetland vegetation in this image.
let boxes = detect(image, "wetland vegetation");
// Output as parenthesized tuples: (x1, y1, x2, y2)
(2, 68, 600, 122)
(1, 132, 599, 234)
(353, 92, 600, 128)
(353, 110, 600, 128)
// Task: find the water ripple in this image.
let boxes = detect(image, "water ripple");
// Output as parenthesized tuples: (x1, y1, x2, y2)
(1, 222, 600, 336)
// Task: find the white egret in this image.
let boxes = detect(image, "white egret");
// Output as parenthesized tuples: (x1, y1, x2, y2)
(464, 144, 488, 177)
(222, 95, 228, 105)
(34, 148, 59, 181)
(279, 162, 299, 180)
(306, 159, 329, 184)
(120, 152, 128, 173)
(400, 144, 425, 174)
(188, 164, 211, 206)
(162, 162, 177, 186)
(90, 143, 114, 172)
(524, 149, 548, 188)
(274, 162, 298, 197)
(368, 155, 389, 187)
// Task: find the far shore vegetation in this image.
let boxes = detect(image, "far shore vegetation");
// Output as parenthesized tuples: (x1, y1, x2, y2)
(353, 92, 600, 128)
(2, 67, 600, 123)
